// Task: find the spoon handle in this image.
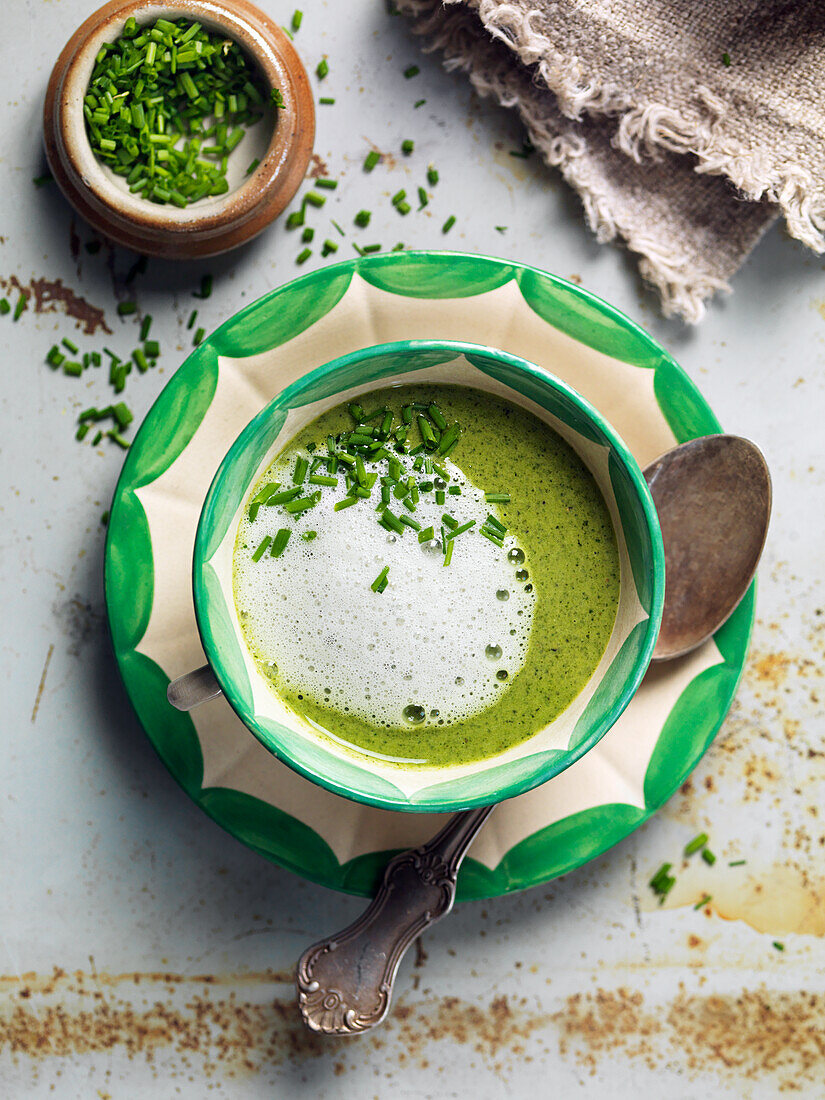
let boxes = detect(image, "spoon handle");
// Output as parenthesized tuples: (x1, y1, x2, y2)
(296, 804, 495, 1035)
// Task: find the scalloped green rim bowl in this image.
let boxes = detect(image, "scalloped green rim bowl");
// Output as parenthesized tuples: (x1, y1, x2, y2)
(192, 339, 665, 814)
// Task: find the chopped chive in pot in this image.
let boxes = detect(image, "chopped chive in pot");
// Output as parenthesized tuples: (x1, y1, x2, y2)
(437, 424, 461, 455)
(309, 474, 338, 486)
(371, 565, 390, 593)
(479, 526, 504, 548)
(485, 492, 510, 504)
(246, 158, 260, 175)
(270, 528, 291, 557)
(417, 526, 435, 544)
(252, 536, 272, 561)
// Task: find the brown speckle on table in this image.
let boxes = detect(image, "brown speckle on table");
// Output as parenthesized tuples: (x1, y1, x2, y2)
(0, 275, 110, 334)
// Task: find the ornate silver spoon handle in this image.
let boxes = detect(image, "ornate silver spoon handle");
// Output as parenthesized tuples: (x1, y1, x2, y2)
(296, 804, 495, 1035)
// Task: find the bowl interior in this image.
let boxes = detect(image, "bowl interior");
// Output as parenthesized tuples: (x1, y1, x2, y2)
(193, 341, 664, 812)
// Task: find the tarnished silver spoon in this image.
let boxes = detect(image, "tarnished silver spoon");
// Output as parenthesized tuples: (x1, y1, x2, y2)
(296, 434, 771, 1036)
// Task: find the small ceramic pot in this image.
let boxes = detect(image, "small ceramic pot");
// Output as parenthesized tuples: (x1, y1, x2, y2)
(43, 0, 315, 258)
(184, 340, 665, 814)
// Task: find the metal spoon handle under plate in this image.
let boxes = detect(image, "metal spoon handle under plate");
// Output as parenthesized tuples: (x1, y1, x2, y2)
(296, 804, 494, 1035)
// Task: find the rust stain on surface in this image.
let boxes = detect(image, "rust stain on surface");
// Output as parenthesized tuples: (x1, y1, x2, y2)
(0, 276, 110, 335)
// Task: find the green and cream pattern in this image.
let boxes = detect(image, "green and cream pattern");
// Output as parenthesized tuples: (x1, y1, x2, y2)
(104, 252, 753, 899)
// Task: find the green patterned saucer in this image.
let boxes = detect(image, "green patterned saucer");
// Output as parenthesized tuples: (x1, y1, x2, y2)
(104, 251, 753, 900)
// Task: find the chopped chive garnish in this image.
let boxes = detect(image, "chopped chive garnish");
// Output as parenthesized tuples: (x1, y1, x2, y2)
(484, 514, 507, 535)
(428, 403, 446, 430)
(252, 536, 272, 561)
(431, 461, 448, 480)
(117, 301, 137, 315)
(112, 402, 133, 429)
(316, 58, 329, 79)
(33, 173, 53, 187)
(46, 346, 65, 368)
(404, 65, 420, 78)
(380, 509, 405, 535)
(140, 315, 152, 340)
(76, 423, 90, 442)
(107, 430, 131, 450)
(284, 495, 317, 514)
(391, 189, 406, 206)
(187, 309, 198, 329)
(728, 860, 746, 867)
(13, 293, 27, 321)
(348, 402, 365, 421)
(495, 226, 507, 233)
(296, 248, 312, 264)
(133, 348, 149, 373)
(442, 215, 456, 234)
(363, 150, 380, 172)
(401, 139, 414, 155)
(435, 489, 445, 505)
(270, 528, 291, 557)
(321, 238, 339, 256)
(427, 164, 439, 186)
(414, 98, 426, 108)
(144, 339, 160, 358)
(684, 833, 708, 856)
(722, 52, 732, 67)
(309, 474, 337, 486)
(334, 496, 359, 511)
(319, 96, 336, 105)
(246, 158, 260, 176)
(437, 424, 460, 454)
(445, 520, 476, 540)
(193, 327, 205, 345)
(442, 514, 458, 530)
(354, 209, 371, 227)
(371, 565, 390, 593)
(293, 456, 309, 484)
(448, 485, 461, 495)
(301, 530, 317, 541)
(62, 337, 79, 354)
(286, 210, 305, 229)
(480, 527, 504, 548)
(305, 191, 325, 207)
(417, 415, 437, 449)
(291, 9, 303, 30)
(694, 895, 712, 911)
(484, 492, 510, 504)
(418, 526, 435, 543)
(701, 849, 717, 866)
(399, 515, 421, 531)
(773, 941, 785, 951)
(443, 539, 454, 567)
(302, 226, 315, 243)
(316, 178, 337, 190)
(0, 298, 9, 315)
(63, 361, 82, 377)
(417, 187, 428, 209)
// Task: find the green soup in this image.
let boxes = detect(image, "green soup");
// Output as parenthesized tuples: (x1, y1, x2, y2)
(233, 384, 620, 767)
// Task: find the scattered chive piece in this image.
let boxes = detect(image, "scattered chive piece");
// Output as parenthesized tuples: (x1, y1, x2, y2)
(380, 509, 405, 535)
(316, 58, 329, 79)
(76, 423, 90, 442)
(363, 150, 380, 172)
(13, 293, 27, 321)
(46, 346, 65, 368)
(195, 274, 213, 299)
(284, 495, 317, 514)
(437, 424, 461, 454)
(112, 402, 133, 429)
(418, 526, 435, 543)
(252, 536, 272, 561)
(396, 201, 411, 216)
(649, 862, 676, 904)
(354, 209, 371, 227)
(291, 9, 303, 31)
(414, 98, 426, 108)
(484, 492, 510, 504)
(448, 485, 461, 496)
(63, 361, 82, 377)
(334, 496, 359, 511)
(319, 96, 336, 105)
(480, 527, 504, 547)
(316, 178, 337, 190)
(0, 298, 9, 315)
(266, 486, 301, 505)
(445, 520, 476, 540)
(107, 430, 131, 450)
(193, 327, 205, 345)
(435, 489, 445, 505)
(246, 158, 260, 176)
(694, 895, 712, 911)
(773, 941, 785, 951)
(296, 248, 312, 264)
(187, 309, 198, 330)
(418, 187, 428, 209)
(117, 301, 137, 316)
(684, 833, 708, 856)
(270, 528, 291, 557)
(401, 139, 414, 155)
(321, 238, 339, 256)
(701, 849, 717, 866)
(722, 52, 732, 67)
(144, 339, 160, 358)
(33, 173, 53, 187)
(331, 218, 345, 236)
(140, 315, 152, 340)
(62, 337, 79, 354)
(495, 226, 507, 233)
(728, 860, 746, 867)
(305, 191, 325, 207)
(443, 539, 454, 567)
(391, 189, 407, 206)
(427, 164, 439, 186)
(371, 565, 390, 593)
(302, 227, 315, 243)
(404, 65, 420, 78)
(362, 243, 381, 254)
(399, 515, 421, 531)
(442, 215, 456, 234)
(133, 348, 149, 373)
(309, 474, 338, 486)
(293, 456, 309, 484)
(92, 431, 103, 446)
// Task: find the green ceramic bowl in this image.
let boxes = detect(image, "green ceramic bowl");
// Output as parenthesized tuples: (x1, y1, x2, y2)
(192, 340, 665, 813)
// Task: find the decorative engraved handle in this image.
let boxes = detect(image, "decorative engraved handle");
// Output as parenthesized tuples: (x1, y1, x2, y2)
(296, 805, 494, 1035)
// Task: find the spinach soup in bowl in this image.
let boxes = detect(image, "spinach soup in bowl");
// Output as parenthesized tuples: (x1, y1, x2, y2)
(232, 384, 620, 768)
(193, 341, 664, 813)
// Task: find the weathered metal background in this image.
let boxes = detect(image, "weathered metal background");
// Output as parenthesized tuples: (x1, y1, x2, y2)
(2, 1, 824, 1095)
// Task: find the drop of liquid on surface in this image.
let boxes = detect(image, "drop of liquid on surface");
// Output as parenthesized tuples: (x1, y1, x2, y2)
(386, 534, 397, 544)
(455, 676, 464, 685)
(496, 669, 509, 681)
(485, 644, 502, 661)
(508, 547, 525, 565)
(516, 569, 529, 582)
(524, 583, 533, 593)
(496, 589, 509, 601)
(403, 704, 426, 724)
(430, 709, 439, 718)
(422, 538, 442, 557)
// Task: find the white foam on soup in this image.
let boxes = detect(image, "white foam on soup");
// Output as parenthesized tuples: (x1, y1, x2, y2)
(233, 457, 536, 730)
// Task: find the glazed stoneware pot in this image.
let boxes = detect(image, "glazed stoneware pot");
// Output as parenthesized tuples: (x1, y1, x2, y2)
(43, 0, 315, 258)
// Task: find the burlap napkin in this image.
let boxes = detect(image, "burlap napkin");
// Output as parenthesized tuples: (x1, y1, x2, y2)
(397, 0, 825, 321)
